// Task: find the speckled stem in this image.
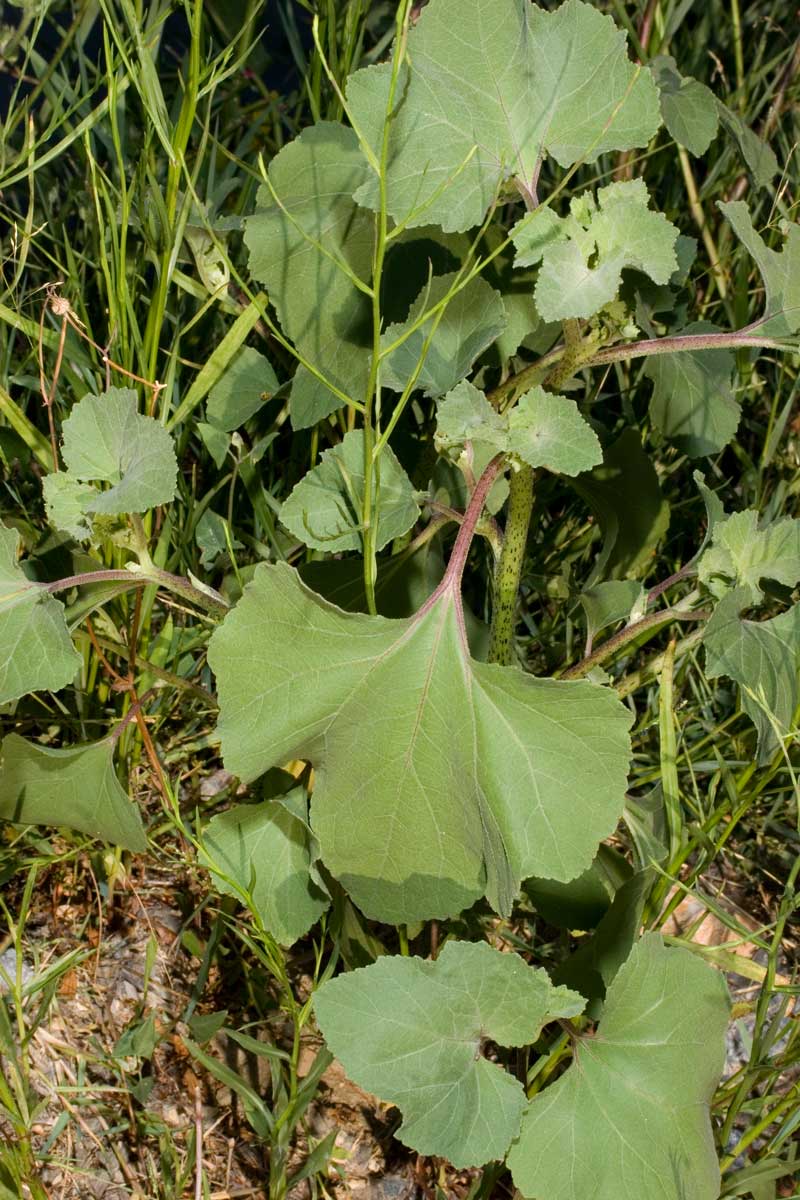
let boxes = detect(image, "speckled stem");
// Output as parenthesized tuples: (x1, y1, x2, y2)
(487, 464, 534, 665)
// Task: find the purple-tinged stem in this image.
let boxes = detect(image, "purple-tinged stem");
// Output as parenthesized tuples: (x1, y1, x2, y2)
(587, 327, 791, 368)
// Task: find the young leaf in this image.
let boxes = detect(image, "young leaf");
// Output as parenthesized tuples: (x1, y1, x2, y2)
(346, 0, 660, 232)
(280, 430, 419, 553)
(313, 939, 584, 1167)
(520, 180, 679, 322)
(0, 524, 80, 703)
(719, 202, 800, 337)
(0, 734, 147, 852)
(380, 274, 507, 398)
(209, 561, 632, 924)
(244, 123, 373, 428)
(579, 580, 645, 646)
(698, 509, 800, 604)
(435, 381, 509, 452)
(651, 56, 719, 157)
(507, 388, 602, 475)
(704, 590, 800, 764)
(199, 785, 329, 947)
(435, 382, 602, 477)
(508, 933, 731, 1200)
(195, 510, 242, 567)
(206, 346, 279, 432)
(645, 321, 739, 456)
(42, 473, 95, 541)
(55, 387, 177, 518)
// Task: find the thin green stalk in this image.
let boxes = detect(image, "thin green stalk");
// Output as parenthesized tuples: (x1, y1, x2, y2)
(360, 0, 413, 614)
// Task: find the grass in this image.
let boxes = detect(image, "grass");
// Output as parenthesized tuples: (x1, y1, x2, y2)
(0, 0, 799, 1197)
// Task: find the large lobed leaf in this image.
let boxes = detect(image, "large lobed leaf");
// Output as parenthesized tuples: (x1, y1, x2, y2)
(508, 933, 731, 1200)
(209, 562, 632, 925)
(0, 523, 80, 703)
(314, 939, 584, 1167)
(0, 734, 147, 852)
(346, 0, 660, 232)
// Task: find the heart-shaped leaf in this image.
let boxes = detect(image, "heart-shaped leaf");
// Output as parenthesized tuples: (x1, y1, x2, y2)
(380, 274, 507, 398)
(314, 939, 584, 1167)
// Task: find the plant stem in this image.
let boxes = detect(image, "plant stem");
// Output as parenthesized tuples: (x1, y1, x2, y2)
(486, 319, 585, 666)
(561, 608, 709, 681)
(487, 465, 534, 665)
(45, 566, 229, 618)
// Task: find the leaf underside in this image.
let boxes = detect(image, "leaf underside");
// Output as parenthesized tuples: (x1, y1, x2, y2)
(209, 563, 632, 925)
(314, 939, 584, 1167)
(508, 933, 731, 1200)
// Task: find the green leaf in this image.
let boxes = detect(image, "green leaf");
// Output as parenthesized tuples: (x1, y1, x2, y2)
(197, 421, 230, 469)
(435, 381, 508, 451)
(507, 388, 602, 475)
(380, 274, 507, 398)
(206, 346, 279, 432)
(41, 474, 95, 541)
(199, 785, 329, 947)
(56, 387, 178, 518)
(195, 511, 242, 568)
(717, 104, 778, 191)
(553, 869, 653, 1013)
(570, 430, 671, 580)
(314, 939, 584, 1167)
(244, 123, 373, 428)
(524, 844, 632, 931)
(435, 382, 602, 476)
(704, 590, 800, 764)
(579, 580, 644, 646)
(698, 509, 800, 604)
(719, 201, 800, 337)
(0, 734, 147, 852)
(508, 933, 731, 1200)
(651, 56, 718, 156)
(0, 524, 80, 703)
(209, 563, 632, 924)
(346, 0, 660, 232)
(280, 430, 419, 553)
(526, 180, 679, 322)
(645, 321, 739, 456)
